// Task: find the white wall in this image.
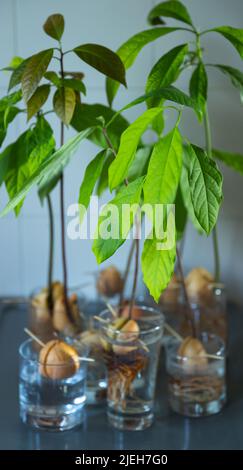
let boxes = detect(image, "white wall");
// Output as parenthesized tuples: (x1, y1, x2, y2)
(0, 0, 243, 304)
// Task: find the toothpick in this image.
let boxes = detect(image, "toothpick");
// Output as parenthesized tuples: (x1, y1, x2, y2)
(94, 315, 109, 324)
(24, 328, 95, 362)
(24, 328, 45, 347)
(106, 303, 117, 318)
(138, 339, 149, 352)
(164, 323, 183, 341)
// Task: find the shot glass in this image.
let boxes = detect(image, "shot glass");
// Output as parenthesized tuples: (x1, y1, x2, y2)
(19, 338, 87, 431)
(165, 333, 226, 417)
(98, 306, 164, 430)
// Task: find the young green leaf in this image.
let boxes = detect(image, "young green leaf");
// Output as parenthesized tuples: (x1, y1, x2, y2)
(213, 64, 243, 101)
(61, 78, 86, 95)
(142, 226, 176, 302)
(106, 27, 178, 106)
(180, 158, 204, 235)
(212, 27, 243, 59)
(21, 49, 53, 102)
(0, 117, 55, 215)
(2, 56, 24, 71)
(27, 84, 50, 121)
(146, 44, 188, 107)
(127, 146, 151, 182)
(189, 62, 208, 120)
(182, 144, 223, 234)
(109, 107, 162, 191)
(143, 127, 182, 205)
(8, 58, 30, 91)
(0, 107, 21, 146)
(92, 177, 144, 263)
(148, 1, 194, 27)
(78, 149, 112, 222)
(0, 127, 94, 217)
(175, 183, 187, 241)
(0, 90, 22, 111)
(213, 148, 243, 175)
(71, 102, 129, 151)
(44, 71, 60, 86)
(74, 44, 126, 86)
(53, 87, 76, 125)
(43, 14, 65, 41)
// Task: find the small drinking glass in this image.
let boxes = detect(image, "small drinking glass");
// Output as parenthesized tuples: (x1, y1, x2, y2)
(98, 306, 164, 431)
(165, 333, 226, 417)
(19, 339, 87, 431)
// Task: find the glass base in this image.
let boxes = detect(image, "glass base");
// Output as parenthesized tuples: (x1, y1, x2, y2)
(107, 409, 154, 431)
(20, 403, 84, 431)
(169, 392, 226, 417)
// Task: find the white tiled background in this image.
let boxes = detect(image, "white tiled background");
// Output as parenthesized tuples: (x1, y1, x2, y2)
(0, 0, 243, 304)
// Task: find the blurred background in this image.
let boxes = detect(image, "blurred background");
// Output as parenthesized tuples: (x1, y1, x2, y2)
(0, 0, 243, 304)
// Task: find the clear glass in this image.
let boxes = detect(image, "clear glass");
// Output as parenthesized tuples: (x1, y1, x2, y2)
(165, 333, 226, 417)
(98, 306, 164, 431)
(19, 339, 87, 431)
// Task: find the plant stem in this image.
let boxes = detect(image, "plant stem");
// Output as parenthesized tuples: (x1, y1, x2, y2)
(128, 220, 140, 319)
(59, 48, 72, 322)
(46, 194, 54, 313)
(119, 239, 136, 306)
(203, 106, 221, 282)
(176, 246, 196, 338)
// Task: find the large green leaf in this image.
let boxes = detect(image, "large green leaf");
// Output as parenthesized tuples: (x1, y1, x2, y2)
(27, 84, 50, 121)
(146, 44, 188, 107)
(142, 222, 176, 302)
(0, 127, 94, 217)
(92, 177, 144, 263)
(71, 102, 129, 151)
(189, 62, 207, 120)
(212, 27, 243, 59)
(180, 157, 204, 235)
(53, 87, 76, 125)
(143, 127, 182, 205)
(96, 152, 114, 196)
(213, 64, 243, 101)
(148, 1, 194, 27)
(127, 146, 151, 182)
(106, 27, 178, 106)
(109, 107, 162, 191)
(43, 14, 64, 41)
(21, 49, 53, 102)
(182, 144, 223, 235)
(8, 58, 30, 91)
(175, 183, 187, 241)
(74, 44, 126, 86)
(78, 149, 112, 222)
(213, 148, 243, 175)
(0, 117, 55, 215)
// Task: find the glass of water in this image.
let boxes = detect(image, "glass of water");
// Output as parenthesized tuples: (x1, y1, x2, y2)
(98, 306, 164, 430)
(19, 338, 87, 431)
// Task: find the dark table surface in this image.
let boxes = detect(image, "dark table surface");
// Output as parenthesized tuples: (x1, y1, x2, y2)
(0, 300, 243, 450)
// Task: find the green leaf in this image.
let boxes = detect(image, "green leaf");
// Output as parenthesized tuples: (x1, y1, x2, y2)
(92, 177, 144, 263)
(106, 27, 178, 106)
(8, 58, 29, 91)
(0, 91, 22, 146)
(142, 221, 176, 302)
(44, 71, 60, 86)
(2, 56, 24, 71)
(213, 64, 243, 101)
(0, 127, 94, 217)
(61, 78, 86, 95)
(143, 127, 182, 205)
(175, 183, 187, 241)
(146, 44, 188, 107)
(74, 44, 126, 86)
(0, 117, 55, 215)
(78, 149, 111, 222)
(213, 148, 243, 174)
(189, 62, 207, 120)
(96, 152, 114, 196)
(109, 107, 162, 191)
(71, 102, 129, 151)
(151, 112, 165, 136)
(127, 146, 151, 182)
(53, 87, 76, 125)
(182, 144, 223, 234)
(27, 84, 50, 121)
(38, 174, 60, 203)
(212, 27, 243, 59)
(21, 49, 53, 102)
(43, 14, 64, 41)
(180, 157, 204, 235)
(0, 90, 22, 111)
(148, 1, 194, 27)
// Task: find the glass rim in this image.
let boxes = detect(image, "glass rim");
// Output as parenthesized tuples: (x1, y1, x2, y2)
(166, 332, 225, 361)
(19, 338, 84, 367)
(98, 305, 164, 336)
